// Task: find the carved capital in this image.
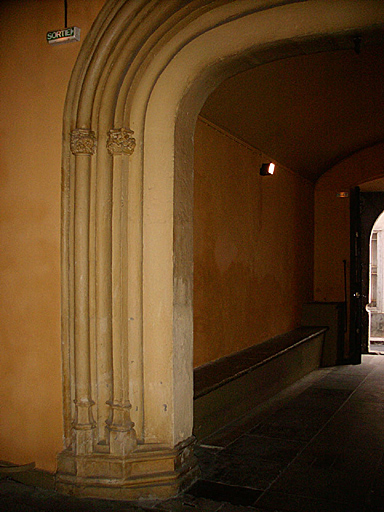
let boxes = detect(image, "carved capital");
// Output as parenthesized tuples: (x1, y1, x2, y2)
(107, 128, 136, 156)
(70, 128, 97, 155)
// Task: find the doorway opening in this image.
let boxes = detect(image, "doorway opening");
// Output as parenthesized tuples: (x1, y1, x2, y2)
(368, 211, 384, 353)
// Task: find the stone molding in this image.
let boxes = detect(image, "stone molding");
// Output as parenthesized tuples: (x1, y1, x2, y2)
(72, 398, 96, 429)
(107, 128, 136, 155)
(106, 400, 135, 432)
(59, 0, 384, 500)
(70, 128, 97, 156)
(56, 436, 199, 500)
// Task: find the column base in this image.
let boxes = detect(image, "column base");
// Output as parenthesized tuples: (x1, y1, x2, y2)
(56, 437, 200, 500)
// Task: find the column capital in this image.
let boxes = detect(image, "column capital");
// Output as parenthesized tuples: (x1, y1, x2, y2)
(107, 128, 136, 156)
(70, 128, 97, 156)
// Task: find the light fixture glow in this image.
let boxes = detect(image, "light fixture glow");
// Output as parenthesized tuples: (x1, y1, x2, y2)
(260, 163, 275, 176)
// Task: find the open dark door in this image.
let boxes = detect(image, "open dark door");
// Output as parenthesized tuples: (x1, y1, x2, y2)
(349, 187, 362, 364)
(350, 189, 384, 362)
(360, 191, 384, 353)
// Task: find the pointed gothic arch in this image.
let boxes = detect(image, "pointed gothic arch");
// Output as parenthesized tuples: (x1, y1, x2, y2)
(57, 0, 384, 499)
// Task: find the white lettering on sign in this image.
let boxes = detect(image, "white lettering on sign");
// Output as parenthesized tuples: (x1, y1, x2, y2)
(46, 27, 80, 45)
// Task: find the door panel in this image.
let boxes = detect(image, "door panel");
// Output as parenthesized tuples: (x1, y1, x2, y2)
(349, 187, 362, 364)
(360, 192, 384, 353)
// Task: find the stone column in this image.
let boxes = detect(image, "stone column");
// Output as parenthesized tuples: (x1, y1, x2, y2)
(94, 138, 113, 444)
(106, 128, 137, 455)
(58, 124, 199, 501)
(70, 128, 97, 455)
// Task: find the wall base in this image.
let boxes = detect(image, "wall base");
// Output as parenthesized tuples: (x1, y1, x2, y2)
(0, 461, 55, 490)
(56, 437, 199, 500)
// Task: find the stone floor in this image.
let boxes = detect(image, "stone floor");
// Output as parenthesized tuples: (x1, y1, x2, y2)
(2, 353, 384, 511)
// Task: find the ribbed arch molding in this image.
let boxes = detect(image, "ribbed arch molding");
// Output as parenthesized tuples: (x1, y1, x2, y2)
(59, 0, 384, 500)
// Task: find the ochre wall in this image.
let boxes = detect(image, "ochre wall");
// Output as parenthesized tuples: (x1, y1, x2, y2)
(3, 0, 382, 475)
(193, 118, 315, 367)
(0, 0, 104, 472)
(314, 143, 384, 303)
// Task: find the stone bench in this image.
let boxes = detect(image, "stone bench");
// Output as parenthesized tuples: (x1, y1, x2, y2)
(193, 326, 327, 440)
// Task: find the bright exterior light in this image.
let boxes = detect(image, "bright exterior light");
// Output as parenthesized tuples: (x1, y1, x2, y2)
(260, 163, 275, 176)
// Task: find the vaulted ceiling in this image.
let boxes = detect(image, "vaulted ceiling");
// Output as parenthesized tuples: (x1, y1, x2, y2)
(201, 30, 384, 183)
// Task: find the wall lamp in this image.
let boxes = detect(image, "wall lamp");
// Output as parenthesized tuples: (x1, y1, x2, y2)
(260, 162, 275, 176)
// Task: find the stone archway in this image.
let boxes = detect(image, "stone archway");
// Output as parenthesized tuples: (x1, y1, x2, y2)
(57, 0, 384, 499)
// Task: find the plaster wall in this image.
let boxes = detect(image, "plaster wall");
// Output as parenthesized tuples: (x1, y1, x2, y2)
(194, 118, 315, 367)
(2, 0, 382, 480)
(0, 0, 104, 472)
(314, 143, 384, 303)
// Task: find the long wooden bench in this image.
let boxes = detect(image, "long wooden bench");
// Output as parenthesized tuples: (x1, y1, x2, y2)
(193, 326, 327, 440)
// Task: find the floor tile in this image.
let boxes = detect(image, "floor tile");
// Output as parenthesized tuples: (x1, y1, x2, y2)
(363, 368, 384, 382)
(202, 422, 260, 448)
(255, 490, 363, 512)
(249, 407, 330, 442)
(291, 443, 382, 476)
(327, 363, 374, 376)
(154, 493, 222, 512)
(224, 434, 306, 464)
(315, 418, 384, 451)
(366, 453, 384, 504)
(206, 452, 285, 490)
(186, 480, 262, 507)
(195, 445, 223, 478)
(269, 465, 364, 504)
(350, 387, 384, 403)
(217, 503, 266, 512)
(290, 385, 352, 404)
(268, 449, 379, 506)
(310, 374, 367, 390)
